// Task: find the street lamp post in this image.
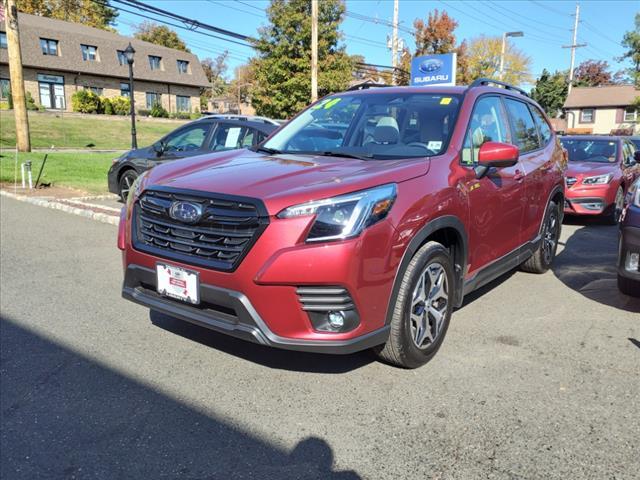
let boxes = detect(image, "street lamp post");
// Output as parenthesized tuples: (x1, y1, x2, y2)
(499, 31, 523, 81)
(124, 43, 137, 150)
(236, 82, 253, 115)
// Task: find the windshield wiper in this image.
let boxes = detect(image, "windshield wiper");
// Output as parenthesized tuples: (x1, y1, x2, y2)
(254, 146, 282, 155)
(317, 151, 374, 160)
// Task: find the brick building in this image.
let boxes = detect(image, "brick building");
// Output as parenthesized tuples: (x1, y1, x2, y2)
(0, 13, 209, 113)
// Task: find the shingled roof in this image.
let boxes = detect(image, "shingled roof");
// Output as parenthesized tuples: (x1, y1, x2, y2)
(0, 13, 210, 88)
(564, 84, 639, 109)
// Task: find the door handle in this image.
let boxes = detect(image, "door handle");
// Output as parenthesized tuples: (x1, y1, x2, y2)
(514, 170, 525, 182)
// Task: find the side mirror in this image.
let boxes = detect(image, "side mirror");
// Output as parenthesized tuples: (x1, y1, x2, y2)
(153, 141, 166, 156)
(475, 142, 519, 178)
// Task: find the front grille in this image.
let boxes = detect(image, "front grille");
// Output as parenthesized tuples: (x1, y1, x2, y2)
(133, 188, 268, 271)
(296, 286, 355, 312)
(565, 176, 577, 187)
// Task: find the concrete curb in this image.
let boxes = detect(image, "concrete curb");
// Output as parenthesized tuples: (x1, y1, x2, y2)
(0, 190, 120, 226)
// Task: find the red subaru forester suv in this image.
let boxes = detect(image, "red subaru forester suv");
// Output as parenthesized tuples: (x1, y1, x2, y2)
(118, 79, 566, 368)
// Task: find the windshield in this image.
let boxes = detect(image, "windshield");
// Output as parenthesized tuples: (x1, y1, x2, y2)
(560, 139, 618, 163)
(262, 92, 462, 159)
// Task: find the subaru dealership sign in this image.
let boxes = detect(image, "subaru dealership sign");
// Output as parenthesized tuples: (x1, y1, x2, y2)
(410, 53, 457, 86)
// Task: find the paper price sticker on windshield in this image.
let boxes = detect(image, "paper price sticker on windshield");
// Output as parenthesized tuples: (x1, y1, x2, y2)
(440, 97, 452, 105)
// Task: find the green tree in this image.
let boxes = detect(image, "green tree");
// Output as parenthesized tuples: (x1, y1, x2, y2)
(530, 69, 568, 117)
(465, 35, 532, 86)
(201, 52, 229, 107)
(618, 13, 640, 87)
(134, 21, 190, 52)
(251, 0, 353, 119)
(17, 0, 118, 30)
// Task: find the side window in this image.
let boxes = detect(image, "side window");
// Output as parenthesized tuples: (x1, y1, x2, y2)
(209, 124, 249, 151)
(163, 123, 210, 152)
(530, 106, 552, 147)
(461, 96, 510, 165)
(504, 98, 540, 153)
(241, 129, 255, 148)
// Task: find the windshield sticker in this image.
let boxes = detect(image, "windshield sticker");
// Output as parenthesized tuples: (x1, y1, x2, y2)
(427, 141, 442, 150)
(310, 98, 342, 110)
(440, 97, 452, 105)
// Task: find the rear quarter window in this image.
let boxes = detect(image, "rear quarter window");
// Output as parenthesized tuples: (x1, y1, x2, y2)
(529, 106, 552, 147)
(503, 98, 541, 153)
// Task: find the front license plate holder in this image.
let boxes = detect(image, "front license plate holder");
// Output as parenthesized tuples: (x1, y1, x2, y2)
(156, 263, 200, 305)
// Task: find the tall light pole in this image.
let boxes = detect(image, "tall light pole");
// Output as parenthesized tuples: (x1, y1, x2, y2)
(391, 0, 399, 85)
(124, 42, 137, 150)
(311, 0, 318, 102)
(499, 31, 523, 81)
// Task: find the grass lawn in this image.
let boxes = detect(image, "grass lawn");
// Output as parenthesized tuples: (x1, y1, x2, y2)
(0, 151, 115, 194)
(0, 111, 187, 149)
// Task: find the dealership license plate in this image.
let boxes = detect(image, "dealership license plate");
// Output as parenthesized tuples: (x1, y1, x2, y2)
(156, 263, 200, 305)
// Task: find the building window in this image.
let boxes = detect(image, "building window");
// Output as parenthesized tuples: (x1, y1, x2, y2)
(40, 38, 59, 56)
(85, 86, 103, 96)
(146, 92, 161, 109)
(580, 108, 594, 123)
(0, 32, 7, 49)
(117, 50, 127, 66)
(0, 78, 10, 100)
(148, 55, 162, 70)
(176, 95, 191, 112)
(624, 107, 638, 122)
(81, 44, 98, 61)
(120, 82, 130, 97)
(177, 60, 189, 74)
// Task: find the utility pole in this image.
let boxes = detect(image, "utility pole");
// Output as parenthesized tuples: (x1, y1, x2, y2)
(563, 2, 586, 94)
(311, 0, 318, 102)
(3, 0, 31, 152)
(391, 0, 399, 85)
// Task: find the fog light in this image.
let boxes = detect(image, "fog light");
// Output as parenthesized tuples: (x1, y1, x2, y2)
(327, 311, 346, 329)
(627, 252, 640, 272)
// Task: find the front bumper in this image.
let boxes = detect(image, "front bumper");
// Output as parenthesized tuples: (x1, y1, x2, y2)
(107, 165, 120, 195)
(564, 183, 616, 216)
(122, 264, 390, 354)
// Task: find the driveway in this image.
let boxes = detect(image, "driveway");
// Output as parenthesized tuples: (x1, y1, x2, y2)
(1, 197, 638, 479)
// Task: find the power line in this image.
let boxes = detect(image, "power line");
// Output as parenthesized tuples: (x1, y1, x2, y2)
(486, 0, 567, 32)
(345, 10, 414, 36)
(529, 0, 572, 16)
(581, 21, 621, 47)
(205, 0, 264, 19)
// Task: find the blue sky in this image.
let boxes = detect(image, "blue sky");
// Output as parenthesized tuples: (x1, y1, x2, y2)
(113, 0, 638, 86)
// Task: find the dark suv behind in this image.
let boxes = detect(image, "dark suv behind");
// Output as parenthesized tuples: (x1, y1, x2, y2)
(108, 117, 277, 200)
(118, 79, 566, 368)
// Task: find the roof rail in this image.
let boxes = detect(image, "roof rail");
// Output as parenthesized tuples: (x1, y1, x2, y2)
(346, 82, 392, 91)
(470, 78, 529, 97)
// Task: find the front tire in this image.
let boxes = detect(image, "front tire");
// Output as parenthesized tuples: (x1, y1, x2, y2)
(375, 241, 455, 369)
(118, 170, 138, 202)
(607, 186, 624, 225)
(521, 200, 561, 274)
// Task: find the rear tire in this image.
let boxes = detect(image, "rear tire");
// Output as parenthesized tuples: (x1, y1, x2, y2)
(521, 200, 561, 274)
(118, 170, 138, 202)
(374, 241, 455, 369)
(617, 274, 640, 297)
(607, 186, 624, 225)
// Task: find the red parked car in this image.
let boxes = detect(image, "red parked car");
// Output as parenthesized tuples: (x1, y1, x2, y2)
(560, 136, 640, 223)
(118, 79, 566, 368)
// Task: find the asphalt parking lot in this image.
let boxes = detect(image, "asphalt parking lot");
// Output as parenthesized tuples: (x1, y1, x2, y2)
(1, 196, 639, 479)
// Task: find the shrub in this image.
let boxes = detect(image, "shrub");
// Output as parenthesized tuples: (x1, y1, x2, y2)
(0, 101, 9, 110)
(190, 107, 201, 120)
(137, 109, 150, 117)
(150, 102, 169, 118)
(102, 97, 114, 115)
(25, 91, 38, 111)
(110, 96, 131, 115)
(71, 89, 100, 113)
(170, 111, 191, 120)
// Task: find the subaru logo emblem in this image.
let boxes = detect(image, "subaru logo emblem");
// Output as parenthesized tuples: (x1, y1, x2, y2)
(419, 59, 443, 74)
(169, 201, 203, 224)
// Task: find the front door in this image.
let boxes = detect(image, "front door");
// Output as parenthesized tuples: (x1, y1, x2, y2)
(151, 121, 213, 167)
(37, 74, 65, 109)
(461, 95, 525, 275)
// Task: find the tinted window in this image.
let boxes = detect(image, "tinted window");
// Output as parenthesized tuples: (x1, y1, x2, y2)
(81, 44, 98, 61)
(149, 56, 162, 70)
(461, 96, 510, 165)
(263, 93, 462, 159)
(164, 124, 210, 152)
(530, 106, 552, 146)
(40, 38, 59, 56)
(559, 139, 617, 163)
(209, 125, 250, 151)
(504, 98, 540, 153)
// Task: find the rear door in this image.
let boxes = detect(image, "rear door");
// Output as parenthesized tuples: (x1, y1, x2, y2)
(461, 95, 526, 272)
(503, 98, 547, 244)
(207, 123, 252, 152)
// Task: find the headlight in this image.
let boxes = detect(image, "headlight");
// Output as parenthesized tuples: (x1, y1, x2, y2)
(126, 172, 147, 208)
(278, 184, 397, 242)
(582, 173, 612, 185)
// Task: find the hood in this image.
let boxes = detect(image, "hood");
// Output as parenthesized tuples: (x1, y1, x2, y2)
(565, 161, 617, 178)
(142, 149, 430, 215)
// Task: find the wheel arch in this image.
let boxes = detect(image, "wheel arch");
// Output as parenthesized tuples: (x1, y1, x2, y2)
(385, 215, 468, 327)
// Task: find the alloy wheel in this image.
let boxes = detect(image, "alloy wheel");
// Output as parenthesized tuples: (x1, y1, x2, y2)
(409, 262, 448, 349)
(542, 208, 559, 265)
(614, 187, 624, 223)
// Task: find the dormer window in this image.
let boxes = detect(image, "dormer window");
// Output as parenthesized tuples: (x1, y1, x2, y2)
(81, 44, 98, 61)
(149, 55, 162, 70)
(177, 60, 189, 74)
(40, 38, 59, 56)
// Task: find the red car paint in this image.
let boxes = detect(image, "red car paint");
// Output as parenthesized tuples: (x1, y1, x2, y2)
(118, 85, 565, 353)
(560, 136, 640, 218)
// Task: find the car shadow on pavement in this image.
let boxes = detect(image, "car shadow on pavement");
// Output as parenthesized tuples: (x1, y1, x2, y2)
(553, 217, 640, 313)
(0, 316, 362, 480)
(149, 310, 376, 373)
